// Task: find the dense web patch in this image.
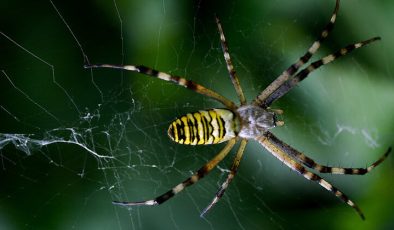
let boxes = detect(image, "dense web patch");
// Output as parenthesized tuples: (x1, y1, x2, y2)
(1, 0, 393, 229)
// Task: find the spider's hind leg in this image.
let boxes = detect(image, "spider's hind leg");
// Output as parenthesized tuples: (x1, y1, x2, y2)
(215, 15, 246, 105)
(113, 139, 237, 207)
(84, 64, 237, 109)
(200, 139, 248, 217)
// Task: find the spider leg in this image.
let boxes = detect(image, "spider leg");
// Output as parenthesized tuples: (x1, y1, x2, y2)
(264, 36, 380, 106)
(200, 139, 248, 217)
(254, 0, 340, 107)
(215, 15, 247, 105)
(84, 64, 237, 109)
(113, 138, 237, 207)
(256, 135, 365, 220)
(264, 132, 391, 175)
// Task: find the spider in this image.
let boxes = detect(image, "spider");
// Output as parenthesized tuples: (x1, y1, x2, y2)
(85, 0, 391, 220)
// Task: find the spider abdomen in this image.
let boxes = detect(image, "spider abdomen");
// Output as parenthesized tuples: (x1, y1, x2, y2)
(168, 109, 239, 145)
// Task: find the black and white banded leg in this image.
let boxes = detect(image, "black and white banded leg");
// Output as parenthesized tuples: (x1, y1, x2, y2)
(201, 139, 248, 217)
(263, 37, 381, 106)
(264, 132, 391, 175)
(113, 138, 237, 207)
(86, 0, 389, 220)
(215, 15, 247, 105)
(254, 0, 341, 106)
(84, 64, 236, 109)
(256, 135, 366, 220)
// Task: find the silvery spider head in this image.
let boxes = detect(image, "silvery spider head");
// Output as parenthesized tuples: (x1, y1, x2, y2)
(236, 105, 277, 139)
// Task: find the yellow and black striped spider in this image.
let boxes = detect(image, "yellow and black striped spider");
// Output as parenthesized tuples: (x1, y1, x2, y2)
(85, 0, 390, 220)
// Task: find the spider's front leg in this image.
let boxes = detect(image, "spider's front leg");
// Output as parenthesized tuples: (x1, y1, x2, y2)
(256, 135, 366, 220)
(263, 132, 391, 175)
(263, 36, 381, 106)
(254, 0, 341, 106)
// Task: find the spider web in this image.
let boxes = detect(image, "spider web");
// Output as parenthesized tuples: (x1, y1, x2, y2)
(1, 0, 394, 229)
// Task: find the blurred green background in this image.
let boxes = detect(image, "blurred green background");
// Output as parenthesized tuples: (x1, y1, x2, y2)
(1, 0, 393, 229)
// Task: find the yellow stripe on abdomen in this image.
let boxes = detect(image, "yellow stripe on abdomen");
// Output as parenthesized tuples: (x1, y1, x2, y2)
(167, 109, 239, 145)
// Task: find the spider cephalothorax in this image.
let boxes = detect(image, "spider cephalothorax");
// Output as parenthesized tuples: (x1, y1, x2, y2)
(85, 0, 390, 220)
(236, 105, 278, 139)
